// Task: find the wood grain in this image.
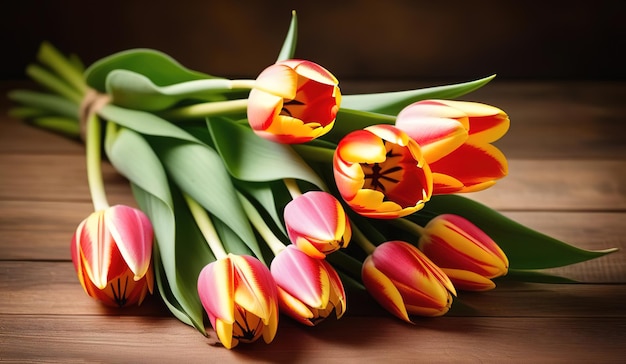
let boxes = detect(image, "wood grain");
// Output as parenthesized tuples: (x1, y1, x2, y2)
(2, 81, 625, 362)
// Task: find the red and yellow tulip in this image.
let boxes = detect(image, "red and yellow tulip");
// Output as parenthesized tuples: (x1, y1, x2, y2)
(395, 100, 510, 193)
(270, 245, 346, 326)
(418, 214, 509, 291)
(247, 59, 341, 143)
(361, 240, 456, 322)
(333, 124, 433, 219)
(70, 205, 154, 307)
(197, 254, 279, 349)
(284, 191, 351, 259)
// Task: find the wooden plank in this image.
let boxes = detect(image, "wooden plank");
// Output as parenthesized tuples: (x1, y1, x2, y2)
(0, 154, 135, 205)
(467, 159, 626, 211)
(1, 261, 625, 318)
(1, 314, 625, 362)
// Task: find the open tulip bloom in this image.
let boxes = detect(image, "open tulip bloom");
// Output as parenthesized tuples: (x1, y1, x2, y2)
(10, 10, 619, 350)
(395, 99, 510, 193)
(71, 205, 154, 307)
(247, 59, 341, 143)
(333, 124, 433, 219)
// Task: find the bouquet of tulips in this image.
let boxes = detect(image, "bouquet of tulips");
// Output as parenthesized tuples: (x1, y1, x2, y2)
(8, 12, 616, 349)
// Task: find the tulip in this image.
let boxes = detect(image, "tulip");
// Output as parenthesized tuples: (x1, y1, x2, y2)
(247, 59, 341, 143)
(417, 214, 509, 291)
(395, 99, 509, 193)
(270, 245, 346, 326)
(283, 191, 351, 259)
(197, 254, 279, 349)
(361, 240, 456, 322)
(333, 124, 433, 219)
(70, 204, 154, 307)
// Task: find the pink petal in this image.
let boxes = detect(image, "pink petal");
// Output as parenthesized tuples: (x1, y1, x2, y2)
(105, 205, 153, 280)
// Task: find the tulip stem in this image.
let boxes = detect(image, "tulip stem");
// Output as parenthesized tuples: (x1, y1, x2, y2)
(183, 193, 228, 259)
(393, 218, 426, 237)
(351, 224, 377, 255)
(159, 99, 249, 120)
(85, 112, 109, 211)
(237, 192, 287, 256)
(284, 178, 302, 200)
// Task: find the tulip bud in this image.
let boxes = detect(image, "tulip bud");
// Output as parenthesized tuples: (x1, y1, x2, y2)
(271, 245, 346, 326)
(361, 240, 456, 322)
(284, 191, 351, 259)
(197, 254, 279, 349)
(418, 214, 509, 291)
(70, 205, 154, 307)
(247, 59, 341, 143)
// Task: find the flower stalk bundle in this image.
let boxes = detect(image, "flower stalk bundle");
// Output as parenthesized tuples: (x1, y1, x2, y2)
(8, 11, 617, 349)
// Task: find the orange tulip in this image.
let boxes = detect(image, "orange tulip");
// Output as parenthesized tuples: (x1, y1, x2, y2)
(270, 245, 346, 326)
(197, 254, 279, 349)
(284, 191, 351, 259)
(70, 205, 154, 307)
(395, 100, 509, 193)
(361, 240, 456, 322)
(418, 214, 509, 291)
(247, 59, 341, 143)
(333, 124, 433, 219)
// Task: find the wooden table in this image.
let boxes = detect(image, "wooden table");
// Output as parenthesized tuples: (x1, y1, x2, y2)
(1, 80, 625, 362)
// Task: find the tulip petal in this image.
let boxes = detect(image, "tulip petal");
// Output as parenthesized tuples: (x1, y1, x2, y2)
(362, 257, 412, 323)
(231, 255, 277, 326)
(197, 258, 235, 328)
(247, 89, 283, 132)
(271, 246, 328, 308)
(254, 64, 297, 99)
(78, 211, 115, 289)
(430, 143, 508, 193)
(442, 268, 496, 291)
(337, 129, 387, 163)
(105, 205, 153, 280)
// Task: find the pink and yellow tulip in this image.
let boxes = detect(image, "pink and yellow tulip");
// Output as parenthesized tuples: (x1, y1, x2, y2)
(395, 100, 510, 193)
(333, 124, 433, 219)
(270, 245, 346, 326)
(70, 205, 154, 307)
(284, 191, 351, 259)
(247, 59, 341, 143)
(197, 254, 279, 349)
(361, 240, 456, 322)
(418, 214, 509, 291)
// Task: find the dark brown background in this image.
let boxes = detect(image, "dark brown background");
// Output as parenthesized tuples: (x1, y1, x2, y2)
(1, 0, 624, 82)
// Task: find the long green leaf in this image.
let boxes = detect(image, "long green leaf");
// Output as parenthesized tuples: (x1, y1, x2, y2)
(85, 48, 214, 92)
(106, 70, 249, 111)
(323, 108, 397, 143)
(208, 118, 327, 189)
(340, 75, 496, 115)
(412, 195, 617, 269)
(105, 127, 206, 332)
(151, 137, 265, 262)
(276, 10, 298, 62)
(99, 105, 202, 143)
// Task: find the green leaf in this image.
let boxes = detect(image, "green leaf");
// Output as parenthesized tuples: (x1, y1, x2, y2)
(105, 69, 250, 111)
(99, 105, 202, 143)
(105, 127, 206, 333)
(504, 269, 579, 284)
(235, 180, 288, 236)
(7, 90, 79, 119)
(413, 194, 618, 269)
(323, 108, 397, 143)
(276, 10, 298, 62)
(208, 118, 327, 189)
(85, 48, 214, 92)
(150, 137, 265, 262)
(340, 75, 496, 115)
